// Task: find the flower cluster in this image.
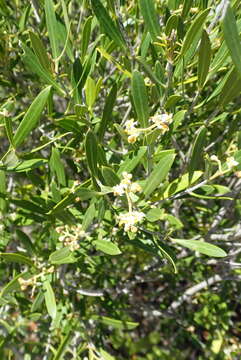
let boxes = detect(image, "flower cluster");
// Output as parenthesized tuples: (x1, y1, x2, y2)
(18, 266, 54, 291)
(210, 155, 238, 172)
(226, 156, 239, 169)
(149, 113, 173, 133)
(113, 172, 145, 233)
(56, 224, 86, 251)
(118, 211, 145, 233)
(124, 119, 140, 144)
(113, 172, 142, 196)
(124, 113, 173, 144)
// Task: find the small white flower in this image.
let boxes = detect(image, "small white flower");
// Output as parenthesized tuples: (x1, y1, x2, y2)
(113, 183, 126, 196)
(130, 182, 142, 193)
(210, 155, 219, 162)
(118, 211, 145, 233)
(226, 157, 239, 169)
(124, 119, 137, 132)
(128, 133, 139, 143)
(124, 120, 140, 143)
(150, 113, 172, 133)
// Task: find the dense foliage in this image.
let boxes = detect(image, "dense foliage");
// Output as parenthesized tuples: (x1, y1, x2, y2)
(0, 0, 241, 358)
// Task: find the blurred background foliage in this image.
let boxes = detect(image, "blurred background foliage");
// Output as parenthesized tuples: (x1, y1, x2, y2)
(0, 0, 241, 358)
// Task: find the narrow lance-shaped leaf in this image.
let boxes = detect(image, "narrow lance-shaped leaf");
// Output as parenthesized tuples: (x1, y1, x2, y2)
(101, 166, 120, 186)
(131, 70, 149, 128)
(82, 203, 96, 231)
(4, 116, 14, 148)
(222, 5, 241, 78)
(219, 67, 241, 107)
(90, 0, 126, 49)
(0, 253, 35, 267)
(98, 83, 117, 141)
(49, 247, 77, 265)
(172, 239, 227, 257)
(44, 0, 60, 59)
(21, 44, 65, 95)
(43, 279, 57, 319)
(179, 8, 210, 58)
(85, 130, 98, 177)
(94, 239, 122, 256)
(14, 86, 51, 147)
(0, 170, 6, 213)
(143, 154, 176, 197)
(198, 30, 211, 89)
(81, 16, 93, 61)
(118, 146, 147, 175)
(139, 0, 160, 40)
(188, 126, 207, 183)
(92, 315, 139, 330)
(50, 147, 66, 186)
(29, 31, 52, 73)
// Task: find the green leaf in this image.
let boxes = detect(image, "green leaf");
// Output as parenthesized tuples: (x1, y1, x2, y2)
(14, 86, 51, 147)
(82, 203, 96, 231)
(165, 95, 182, 110)
(131, 70, 149, 128)
(90, 0, 126, 49)
(118, 146, 147, 175)
(44, 0, 60, 59)
(85, 76, 96, 109)
(179, 8, 210, 58)
(21, 44, 65, 95)
(139, 0, 160, 40)
(98, 83, 117, 141)
(43, 279, 57, 319)
(0, 253, 35, 267)
(188, 126, 207, 182)
(101, 166, 120, 186)
(0, 272, 29, 298)
(222, 5, 241, 78)
(165, 14, 179, 36)
(94, 239, 122, 255)
(146, 208, 163, 222)
(48, 186, 97, 215)
(92, 316, 138, 330)
(172, 239, 227, 258)
(99, 349, 115, 360)
(50, 147, 66, 186)
(153, 238, 177, 273)
(85, 130, 98, 177)
(219, 67, 241, 107)
(143, 154, 176, 197)
(81, 16, 93, 61)
(163, 171, 203, 198)
(4, 116, 14, 148)
(49, 247, 77, 265)
(29, 31, 52, 73)
(198, 30, 211, 89)
(53, 328, 73, 360)
(16, 229, 35, 255)
(6, 158, 47, 172)
(0, 170, 6, 213)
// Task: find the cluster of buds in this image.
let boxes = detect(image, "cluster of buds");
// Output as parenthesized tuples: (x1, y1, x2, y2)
(56, 224, 86, 251)
(149, 113, 173, 133)
(226, 156, 239, 169)
(124, 119, 140, 144)
(18, 266, 54, 292)
(118, 210, 145, 233)
(210, 155, 239, 172)
(112, 172, 145, 233)
(19, 277, 36, 291)
(124, 113, 173, 144)
(113, 172, 142, 197)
